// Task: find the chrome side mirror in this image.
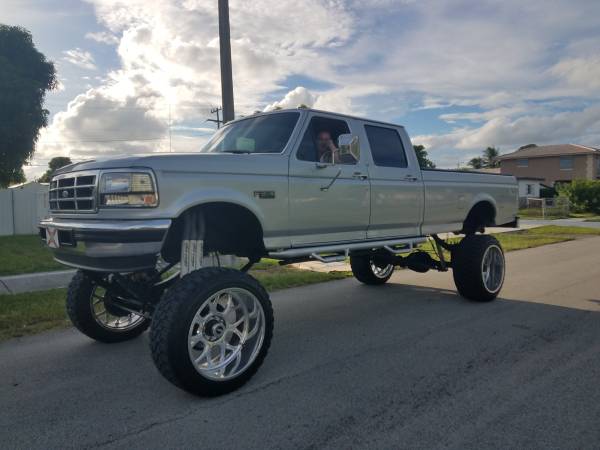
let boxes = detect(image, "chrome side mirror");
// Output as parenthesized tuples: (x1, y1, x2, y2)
(337, 134, 360, 161)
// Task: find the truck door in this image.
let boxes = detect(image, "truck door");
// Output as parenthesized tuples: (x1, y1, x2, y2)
(362, 124, 423, 238)
(288, 114, 370, 246)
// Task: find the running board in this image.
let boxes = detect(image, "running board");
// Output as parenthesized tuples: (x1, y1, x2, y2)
(269, 237, 427, 261)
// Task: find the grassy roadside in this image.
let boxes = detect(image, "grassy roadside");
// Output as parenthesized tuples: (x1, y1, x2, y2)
(420, 225, 600, 261)
(0, 265, 351, 342)
(0, 235, 64, 276)
(519, 209, 600, 221)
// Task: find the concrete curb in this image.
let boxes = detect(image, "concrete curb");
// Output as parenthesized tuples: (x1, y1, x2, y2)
(0, 270, 76, 295)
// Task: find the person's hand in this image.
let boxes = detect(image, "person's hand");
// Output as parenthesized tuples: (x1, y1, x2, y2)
(327, 139, 337, 152)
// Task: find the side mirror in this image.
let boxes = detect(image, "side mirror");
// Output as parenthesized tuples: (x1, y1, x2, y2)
(337, 134, 360, 161)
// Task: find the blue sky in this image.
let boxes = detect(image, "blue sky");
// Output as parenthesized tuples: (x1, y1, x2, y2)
(2, 0, 600, 177)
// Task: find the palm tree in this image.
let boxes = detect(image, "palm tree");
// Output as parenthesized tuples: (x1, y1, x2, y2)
(468, 157, 485, 169)
(483, 146, 500, 168)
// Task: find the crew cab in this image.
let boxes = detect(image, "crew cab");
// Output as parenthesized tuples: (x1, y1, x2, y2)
(40, 108, 518, 396)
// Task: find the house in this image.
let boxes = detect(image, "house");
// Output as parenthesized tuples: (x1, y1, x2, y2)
(498, 144, 600, 185)
(469, 167, 544, 201)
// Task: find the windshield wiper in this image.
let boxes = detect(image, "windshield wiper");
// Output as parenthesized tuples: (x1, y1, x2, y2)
(221, 150, 252, 154)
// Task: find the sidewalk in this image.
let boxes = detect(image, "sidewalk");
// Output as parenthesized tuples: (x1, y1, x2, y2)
(0, 270, 76, 295)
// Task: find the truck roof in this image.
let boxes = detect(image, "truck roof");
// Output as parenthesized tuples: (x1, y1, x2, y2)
(235, 107, 406, 130)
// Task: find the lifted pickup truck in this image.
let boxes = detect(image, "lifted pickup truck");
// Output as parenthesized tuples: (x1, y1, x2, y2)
(40, 108, 518, 396)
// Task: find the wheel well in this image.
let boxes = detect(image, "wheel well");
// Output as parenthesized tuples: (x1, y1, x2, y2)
(161, 203, 266, 263)
(462, 201, 496, 234)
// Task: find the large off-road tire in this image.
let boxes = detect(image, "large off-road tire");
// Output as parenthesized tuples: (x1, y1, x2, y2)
(350, 255, 395, 285)
(66, 270, 150, 343)
(150, 267, 274, 397)
(451, 235, 505, 302)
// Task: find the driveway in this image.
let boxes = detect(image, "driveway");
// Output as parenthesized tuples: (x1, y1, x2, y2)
(1, 237, 600, 449)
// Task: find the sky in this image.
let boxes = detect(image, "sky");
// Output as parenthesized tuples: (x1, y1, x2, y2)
(2, 0, 600, 178)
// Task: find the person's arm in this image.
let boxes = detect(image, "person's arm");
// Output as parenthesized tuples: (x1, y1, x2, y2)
(327, 139, 340, 163)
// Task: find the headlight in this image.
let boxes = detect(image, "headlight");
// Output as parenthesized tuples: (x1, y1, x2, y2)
(99, 172, 158, 207)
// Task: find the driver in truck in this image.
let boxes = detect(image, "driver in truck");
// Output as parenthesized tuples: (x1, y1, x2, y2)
(317, 130, 340, 163)
(317, 130, 358, 164)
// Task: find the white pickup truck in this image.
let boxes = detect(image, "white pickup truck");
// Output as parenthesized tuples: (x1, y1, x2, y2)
(40, 108, 518, 396)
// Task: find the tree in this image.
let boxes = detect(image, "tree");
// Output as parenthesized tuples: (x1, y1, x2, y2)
(7, 167, 26, 186)
(468, 157, 485, 169)
(38, 156, 72, 182)
(0, 25, 57, 188)
(413, 144, 436, 168)
(467, 146, 500, 169)
(483, 146, 500, 168)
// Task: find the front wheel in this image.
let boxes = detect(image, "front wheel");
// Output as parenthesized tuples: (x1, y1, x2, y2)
(451, 235, 505, 302)
(66, 271, 150, 343)
(149, 267, 274, 396)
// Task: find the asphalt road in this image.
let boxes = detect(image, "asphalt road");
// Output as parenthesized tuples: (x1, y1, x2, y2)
(2, 237, 600, 449)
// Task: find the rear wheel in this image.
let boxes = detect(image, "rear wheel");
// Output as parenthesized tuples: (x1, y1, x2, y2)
(66, 271, 150, 343)
(451, 235, 505, 302)
(350, 255, 395, 285)
(150, 267, 273, 396)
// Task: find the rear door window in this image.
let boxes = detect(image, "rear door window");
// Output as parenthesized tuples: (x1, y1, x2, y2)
(364, 125, 408, 168)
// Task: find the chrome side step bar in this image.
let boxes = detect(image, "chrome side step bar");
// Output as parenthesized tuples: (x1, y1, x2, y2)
(269, 236, 428, 261)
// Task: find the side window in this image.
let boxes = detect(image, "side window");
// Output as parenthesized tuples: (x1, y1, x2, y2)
(297, 116, 356, 165)
(364, 125, 408, 168)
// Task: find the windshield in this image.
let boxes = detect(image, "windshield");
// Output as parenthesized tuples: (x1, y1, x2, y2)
(200, 112, 300, 154)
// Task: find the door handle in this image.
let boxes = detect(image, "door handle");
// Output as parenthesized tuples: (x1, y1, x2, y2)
(404, 174, 419, 182)
(352, 172, 368, 180)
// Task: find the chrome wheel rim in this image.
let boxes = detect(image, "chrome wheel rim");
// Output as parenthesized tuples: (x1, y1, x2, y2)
(188, 288, 265, 381)
(481, 245, 505, 293)
(90, 286, 145, 331)
(370, 262, 394, 279)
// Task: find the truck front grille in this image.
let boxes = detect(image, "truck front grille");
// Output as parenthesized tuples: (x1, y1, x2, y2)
(49, 172, 98, 212)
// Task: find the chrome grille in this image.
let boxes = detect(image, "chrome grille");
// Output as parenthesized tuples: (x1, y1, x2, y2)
(49, 172, 98, 212)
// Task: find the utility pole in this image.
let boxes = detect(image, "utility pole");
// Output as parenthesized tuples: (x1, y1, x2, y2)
(218, 0, 235, 123)
(207, 106, 223, 128)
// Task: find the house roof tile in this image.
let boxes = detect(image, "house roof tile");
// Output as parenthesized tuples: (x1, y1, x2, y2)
(498, 144, 599, 160)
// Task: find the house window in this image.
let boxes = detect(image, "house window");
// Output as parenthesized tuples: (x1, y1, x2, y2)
(560, 156, 574, 170)
(517, 158, 528, 167)
(526, 184, 533, 195)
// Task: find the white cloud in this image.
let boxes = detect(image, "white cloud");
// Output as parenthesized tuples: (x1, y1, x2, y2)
(62, 48, 97, 70)
(414, 105, 600, 162)
(85, 31, 119, 45)
(550, 55, 600, 91)
(29, 0, 600, 175)
(264, 87, 316, 111)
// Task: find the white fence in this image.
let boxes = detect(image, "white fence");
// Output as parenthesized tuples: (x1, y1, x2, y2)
(0, 183, 49, 236)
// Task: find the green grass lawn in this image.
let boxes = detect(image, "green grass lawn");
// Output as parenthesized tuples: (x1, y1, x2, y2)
(519, 209, 600, 221)
(419, 225, 600, 261)
(0, 264, 351, 342)
(518, 208, 570, 220)
(0, 235, 64, 276)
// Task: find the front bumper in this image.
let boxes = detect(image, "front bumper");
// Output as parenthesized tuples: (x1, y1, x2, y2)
(39, 218, 171, 272)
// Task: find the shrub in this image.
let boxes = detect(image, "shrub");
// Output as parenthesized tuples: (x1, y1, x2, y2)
(558, 179, 600, 214)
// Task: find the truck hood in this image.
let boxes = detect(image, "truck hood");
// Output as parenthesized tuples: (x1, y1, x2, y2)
(53, 152, 267, 175)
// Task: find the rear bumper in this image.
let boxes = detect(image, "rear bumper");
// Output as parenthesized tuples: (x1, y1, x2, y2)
(39, 218, 171, 272)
